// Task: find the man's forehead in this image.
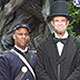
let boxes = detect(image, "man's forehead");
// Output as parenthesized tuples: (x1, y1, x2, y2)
(15, 28, 29, 33)
(15, 27, 29, 31)
(52, 16, 67, 20)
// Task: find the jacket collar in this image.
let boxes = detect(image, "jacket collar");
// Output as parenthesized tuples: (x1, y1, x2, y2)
(14, 45, 28, 53)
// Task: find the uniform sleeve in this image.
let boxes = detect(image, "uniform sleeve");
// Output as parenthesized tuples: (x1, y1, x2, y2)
(35, 45, 51, 80)
(0, 54, 11, 80)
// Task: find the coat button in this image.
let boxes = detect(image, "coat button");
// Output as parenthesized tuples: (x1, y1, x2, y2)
(26, 79, 29, 80)
(21, 66, 28, 73)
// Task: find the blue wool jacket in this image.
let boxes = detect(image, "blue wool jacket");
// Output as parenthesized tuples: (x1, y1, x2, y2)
(0, 47, 37, 80)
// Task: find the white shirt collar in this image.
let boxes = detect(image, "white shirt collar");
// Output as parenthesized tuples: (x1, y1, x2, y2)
(14, 45, 28, 53)
(54, 31, 68, 39)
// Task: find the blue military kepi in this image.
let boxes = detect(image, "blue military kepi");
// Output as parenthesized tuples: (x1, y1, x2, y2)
(47, 1, 73, 22)
(14, 23, 31, 32)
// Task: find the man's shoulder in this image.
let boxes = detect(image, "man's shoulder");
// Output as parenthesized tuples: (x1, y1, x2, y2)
(39, 35, 52, 45)
(0, 50, 17, 60)
(70, 35, 80, 45)
(70, 35, 80, 42)
(1, 50, 13, 56)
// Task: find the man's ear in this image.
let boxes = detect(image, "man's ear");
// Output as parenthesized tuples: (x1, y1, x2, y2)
(66, 20, 70, 26)
(13, 34, 15, 40)
(50, 20, 54, 26)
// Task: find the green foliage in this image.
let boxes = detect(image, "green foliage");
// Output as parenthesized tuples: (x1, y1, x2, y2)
(69, 1, 80, 23)
(67, 1, 80, 39)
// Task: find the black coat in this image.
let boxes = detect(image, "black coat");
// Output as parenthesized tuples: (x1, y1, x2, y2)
(36, 34, 80, 80)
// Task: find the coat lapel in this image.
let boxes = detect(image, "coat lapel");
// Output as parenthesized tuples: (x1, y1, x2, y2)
(47, 35, 58, 79)
(64, 35, 77, 79)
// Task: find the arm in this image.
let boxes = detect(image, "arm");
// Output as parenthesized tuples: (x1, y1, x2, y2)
(66, 48, 80, 80)
(35, 45, 51, 80)
(0, 54, 11, 80)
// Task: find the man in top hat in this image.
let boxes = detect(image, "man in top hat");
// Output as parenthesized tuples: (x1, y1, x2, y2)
(0, 23, 37, 80)
(36, 1, 80, 80)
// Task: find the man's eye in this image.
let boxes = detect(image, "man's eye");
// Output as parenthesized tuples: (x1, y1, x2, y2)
(18, 33, 29, 36)
(25, 33, 29, 36)
(18, 33, 23, 35)
(61, 20, 66, 22)
(55, 20, 59, 22)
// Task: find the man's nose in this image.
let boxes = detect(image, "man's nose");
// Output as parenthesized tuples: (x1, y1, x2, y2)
(22, 34, 26, 38)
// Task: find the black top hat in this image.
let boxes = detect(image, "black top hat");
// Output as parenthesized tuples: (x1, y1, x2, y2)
(47, 1, 72, 22)
(14, 23, 31, 32)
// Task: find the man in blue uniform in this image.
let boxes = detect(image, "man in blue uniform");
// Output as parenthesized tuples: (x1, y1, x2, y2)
(0, 23, 37, 80)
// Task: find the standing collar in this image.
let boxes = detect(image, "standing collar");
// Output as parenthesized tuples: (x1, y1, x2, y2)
(14, 45, 28, 53)
(54, 31, 69, 39)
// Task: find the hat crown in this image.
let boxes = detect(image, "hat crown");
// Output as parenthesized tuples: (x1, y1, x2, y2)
(50, 1, 69, 16)
(14, 23, 31, 32)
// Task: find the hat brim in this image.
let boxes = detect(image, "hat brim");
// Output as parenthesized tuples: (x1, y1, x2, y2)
(47, 14, 73, 22)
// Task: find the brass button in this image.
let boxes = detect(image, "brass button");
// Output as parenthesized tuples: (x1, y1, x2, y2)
(21, 66, 28, 73)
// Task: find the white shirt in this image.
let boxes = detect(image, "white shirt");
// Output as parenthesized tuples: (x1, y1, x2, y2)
(54, 31, 68, 56)
(14, 45, 28, 53)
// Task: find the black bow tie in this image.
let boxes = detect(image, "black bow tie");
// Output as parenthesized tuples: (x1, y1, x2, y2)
(53, 37, 67, 44)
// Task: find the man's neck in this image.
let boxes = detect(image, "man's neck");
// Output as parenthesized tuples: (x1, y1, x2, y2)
(14, 45, 28, 53)
(54, 31, 68, 39)
(57, 33, 65, 38)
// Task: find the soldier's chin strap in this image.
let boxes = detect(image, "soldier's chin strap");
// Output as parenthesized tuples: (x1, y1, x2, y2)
(11, 49, 36, 80)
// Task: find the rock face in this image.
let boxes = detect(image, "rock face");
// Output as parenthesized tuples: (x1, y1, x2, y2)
(0, 0, 54, 53)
